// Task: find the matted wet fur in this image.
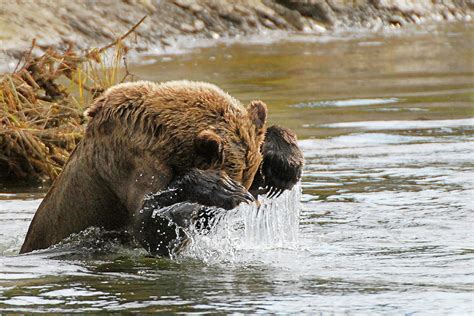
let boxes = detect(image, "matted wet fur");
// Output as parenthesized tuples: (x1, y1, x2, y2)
(20, 80, 268, 254)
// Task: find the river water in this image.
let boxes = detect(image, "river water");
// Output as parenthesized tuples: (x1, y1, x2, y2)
(1, 22, 473, 313)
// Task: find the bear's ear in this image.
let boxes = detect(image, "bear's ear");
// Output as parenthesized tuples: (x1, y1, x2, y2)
(247, 100, 268, 130)
(194, 130, 223, 166)
(84, 95, 106, 119)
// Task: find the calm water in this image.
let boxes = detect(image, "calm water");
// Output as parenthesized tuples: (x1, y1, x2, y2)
(1, 22, 473, 313)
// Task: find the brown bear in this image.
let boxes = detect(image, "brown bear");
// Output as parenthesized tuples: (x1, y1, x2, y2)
(135, 125, 304, 256)
(19, 80, 303, 255)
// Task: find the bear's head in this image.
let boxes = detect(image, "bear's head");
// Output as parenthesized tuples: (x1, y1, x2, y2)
(84, 81, 268, 193)
(193, 100, 267, 189)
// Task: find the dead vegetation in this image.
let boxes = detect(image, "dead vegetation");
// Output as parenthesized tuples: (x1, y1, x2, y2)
(0, 17, 145, 183)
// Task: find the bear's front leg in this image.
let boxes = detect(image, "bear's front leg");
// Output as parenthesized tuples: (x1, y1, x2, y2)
(163, 168, 255, 209)
(133, 168, 254, 256)
(133, 202, 216, 256)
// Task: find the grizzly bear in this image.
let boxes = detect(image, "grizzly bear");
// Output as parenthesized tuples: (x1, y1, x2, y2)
(132, 125, 303, 256)
(19, 81, 303, 255)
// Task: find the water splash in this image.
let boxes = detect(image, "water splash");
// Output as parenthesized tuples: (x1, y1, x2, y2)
(180, 184, 302, 264)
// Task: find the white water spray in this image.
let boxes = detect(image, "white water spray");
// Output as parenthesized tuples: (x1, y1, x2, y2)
(180, 184, 302, 263)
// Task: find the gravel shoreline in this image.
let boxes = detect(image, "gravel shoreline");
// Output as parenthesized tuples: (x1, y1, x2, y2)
(0, 0, 472, 70)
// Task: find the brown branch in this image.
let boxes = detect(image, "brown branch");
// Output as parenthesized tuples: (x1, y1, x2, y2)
(94, 15, 147, 55)
(14, 39, 36, 72)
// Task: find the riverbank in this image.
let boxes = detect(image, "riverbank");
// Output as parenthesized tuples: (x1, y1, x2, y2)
(1, 0, 472, 70)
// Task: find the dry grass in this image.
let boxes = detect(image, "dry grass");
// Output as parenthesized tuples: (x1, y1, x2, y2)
(0, 17, 145, 183)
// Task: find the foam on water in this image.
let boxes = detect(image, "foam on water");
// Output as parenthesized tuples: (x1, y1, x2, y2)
(322, 118, 474, 130)
(292, 98, 399, 108)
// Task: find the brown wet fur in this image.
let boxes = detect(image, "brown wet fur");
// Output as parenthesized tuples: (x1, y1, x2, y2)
(20, 80, 267, 254)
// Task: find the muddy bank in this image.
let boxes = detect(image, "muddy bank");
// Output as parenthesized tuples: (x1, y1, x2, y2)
(1, 0, 472, 68)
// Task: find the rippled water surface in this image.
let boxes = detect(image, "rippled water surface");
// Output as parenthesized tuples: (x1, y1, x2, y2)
(1, 22, 473, 313)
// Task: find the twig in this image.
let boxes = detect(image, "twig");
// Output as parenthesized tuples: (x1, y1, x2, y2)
(14, 39, 36, 73)
(93, 15, 147, 55)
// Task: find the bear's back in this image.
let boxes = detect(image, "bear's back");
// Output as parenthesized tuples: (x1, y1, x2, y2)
(87, 80, 244, 118)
